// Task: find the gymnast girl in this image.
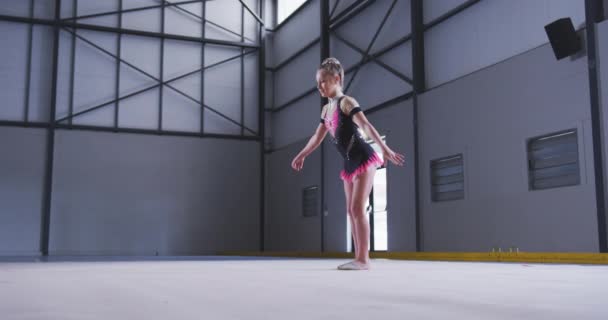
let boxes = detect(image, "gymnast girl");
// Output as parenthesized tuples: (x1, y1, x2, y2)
(291, 57, 405, 270)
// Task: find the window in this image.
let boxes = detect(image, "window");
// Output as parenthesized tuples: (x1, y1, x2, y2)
(527, 129, 580, 190)
(430, 154, 464, 202)
(369, 167, 388, 251)
(277, 0, 308, 25)
(302, 185, 319, 217)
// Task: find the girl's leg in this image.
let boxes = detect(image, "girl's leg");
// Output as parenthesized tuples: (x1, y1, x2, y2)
(350, 166, 376, 265)
(343, 179, 359, 259)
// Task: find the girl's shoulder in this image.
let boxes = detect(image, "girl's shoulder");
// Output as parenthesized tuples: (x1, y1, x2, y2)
(340, 94, 358, 104)
(339, 95, 360, 115)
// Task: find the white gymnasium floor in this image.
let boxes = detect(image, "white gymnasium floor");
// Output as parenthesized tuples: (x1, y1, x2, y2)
(0, 256, 607, 320)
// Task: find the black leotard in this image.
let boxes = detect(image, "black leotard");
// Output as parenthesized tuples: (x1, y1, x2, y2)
(320, 95, 383, 182)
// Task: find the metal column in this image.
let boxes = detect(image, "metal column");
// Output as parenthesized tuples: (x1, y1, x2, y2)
(40, 0, 62, 256)
(320, 0, 330, 252)
(411, 0, 425, 252)
(258, 0, 267, 251)
(585, 0, 607, 252)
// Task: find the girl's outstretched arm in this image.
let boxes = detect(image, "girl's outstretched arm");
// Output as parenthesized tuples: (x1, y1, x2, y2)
(291, 123, 328, 171)
(299, 123, 328, 158)
(342, 96, 405, 167)
(353, 113, 405, 166)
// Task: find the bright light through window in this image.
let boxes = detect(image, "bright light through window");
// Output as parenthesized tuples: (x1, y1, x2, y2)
(277, 0, 308, 25)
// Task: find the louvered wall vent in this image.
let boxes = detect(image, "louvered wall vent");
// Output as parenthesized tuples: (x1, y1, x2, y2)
(302, 186, 319, 217)
(527, 129, 580, 190)
(431, 154, 464, 202)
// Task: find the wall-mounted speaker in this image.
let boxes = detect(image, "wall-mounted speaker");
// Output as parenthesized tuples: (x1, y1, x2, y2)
(544, 17, 581, 60)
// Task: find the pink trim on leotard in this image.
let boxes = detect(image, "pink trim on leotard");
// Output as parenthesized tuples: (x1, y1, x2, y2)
(324, 107, 340, 136)
(340, 152, 384, 182)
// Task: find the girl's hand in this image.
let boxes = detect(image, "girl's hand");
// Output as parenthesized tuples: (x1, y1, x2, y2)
(382, 147, 405, 166)
(291, 154, 306, 171)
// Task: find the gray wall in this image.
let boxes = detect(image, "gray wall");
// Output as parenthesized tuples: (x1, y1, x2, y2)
(266, 0, 416, 252)
(418, 40, 597, 252)
(265, 0, 323, 252)
(264, 0, 605, 254)
(266, 143, 322, 251)
(268, 0, 416, 150)
(271, 0, 319, 71)
(598, 20, 608, 247)
(0, 128, 260, 256)
(424, 0, 585, 88)
(0, 0, 264, 256)
(269, 0, 320, 150)
(0, 127, 47, 256)
(49, 131, 260, 255)
(41, 0, 260, 135)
